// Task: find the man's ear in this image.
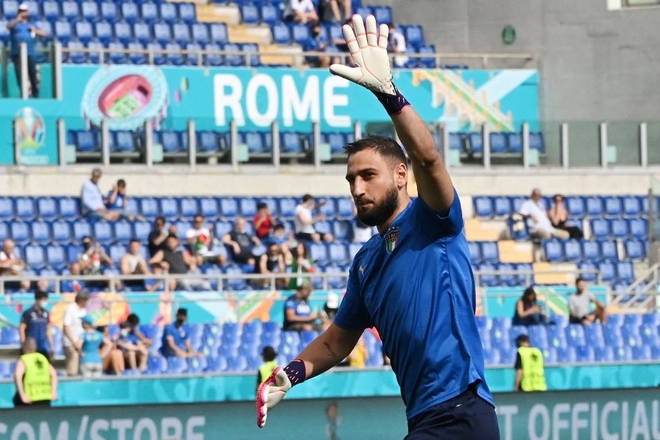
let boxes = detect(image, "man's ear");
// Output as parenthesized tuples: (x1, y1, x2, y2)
(395, 162, 408, 189)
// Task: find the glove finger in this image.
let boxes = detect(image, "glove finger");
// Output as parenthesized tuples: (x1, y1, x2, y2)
(352, 14, 367, 49)
(329, 64, 363, 83)
(365, 15, 378, 46)
(378, 23, 389, 49)
(342, 23, 360, 56)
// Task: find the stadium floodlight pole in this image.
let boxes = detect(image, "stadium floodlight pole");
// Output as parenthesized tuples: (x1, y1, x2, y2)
(20, 42, 28, 99)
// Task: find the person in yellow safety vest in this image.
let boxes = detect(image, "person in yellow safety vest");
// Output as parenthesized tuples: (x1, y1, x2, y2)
(257, 346, 278, 391)
(514, 334, 547, 392)
(14, 337, 58, 407)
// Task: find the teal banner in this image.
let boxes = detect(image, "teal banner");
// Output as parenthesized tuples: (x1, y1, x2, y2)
(1, 388, 659, 439)
(0, 66, 539, 165)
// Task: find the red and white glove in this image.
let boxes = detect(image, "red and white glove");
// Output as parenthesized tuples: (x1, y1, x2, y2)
(256, 367, 292, 429)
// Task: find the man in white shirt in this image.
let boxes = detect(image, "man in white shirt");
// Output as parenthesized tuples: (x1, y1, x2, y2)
(62, 291, 89, 376)
(283, 0, 319, 24)
(186, 214, 227, 266)
(518, 189, 570, 240)
(0, 239, 30, 291)
(80, 168, 120, 221)
(294, 194, 333, 242)
(388, 23, 409, 68)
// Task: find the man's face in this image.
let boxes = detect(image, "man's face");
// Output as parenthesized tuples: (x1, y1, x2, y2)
(3, 240, 14, 255)
(129, 241, 140, 254)
(531, 190, 541, 202)
(176, 314, 187, 324)
(346, 149, 402, 227)
(155, 219, 165, 231)
(268, 245, 279, 256)
(576, 281, 586, 294)
(235, 218, 246, 232)
(70, 263, 81, 275)
(273, 227, 285, 239)
(166, 237, 178, 250)
(299, 286, 312, 300)
(193, 216, 204, 229)
(91, 171, 102, 183)
(118, 183, 126, 193)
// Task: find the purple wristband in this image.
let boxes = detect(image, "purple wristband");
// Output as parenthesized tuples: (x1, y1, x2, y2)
(373, 85, 411, 115)
(283, 359, 307, 386)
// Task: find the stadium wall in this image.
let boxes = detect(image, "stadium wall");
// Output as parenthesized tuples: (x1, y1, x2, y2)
(2, 388, 660, 439)
(375, 0, 660, 123)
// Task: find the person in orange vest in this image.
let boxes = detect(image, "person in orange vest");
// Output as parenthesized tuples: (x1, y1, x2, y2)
(14, 337, 58, 407)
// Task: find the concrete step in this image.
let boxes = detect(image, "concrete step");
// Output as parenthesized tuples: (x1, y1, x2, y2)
(533, 262, 577, 285)
(259, 44, 302, 66)
(229, 24, 273, 45)
(465, 218, 506, 242)
(498, 240, 533, 264)
(196, 4, 240, 24)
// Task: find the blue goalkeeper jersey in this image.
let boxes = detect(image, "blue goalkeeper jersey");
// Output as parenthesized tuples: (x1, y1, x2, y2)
(334, 189, 493, 419)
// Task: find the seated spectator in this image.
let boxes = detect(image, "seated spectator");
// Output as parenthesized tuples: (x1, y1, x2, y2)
(80, 316, 104, 378)
(388, 23, 409, 68)
(253, 203, 275, 240)
(145, 263, 167, 292)
(518, 189, 570, 240)
(294, 194, 333, 242)
(547, 194, 583, 239)
(160, 308, 203, 358)
(78, 236, 116, 291)
(304, 23, 331, 68)
(114, 321, 147, 372)
(255, 243, 287, 289)
(121, 239, 148, 290)
(287, 242, 316, 290)
(149, 234, 210, 291)
(105, 179, 139, 221)
(0, 239, 31, 292)
(126, 313, 152, 348)
(61, 262, 85, 293)
(223, 217, 260, 266)
(283, 0, 319, 24)
(257, 346, 278, 390)
(98, 325, 124, 375)
(320, 0, 351, 23)
(80, 168, 121, 221)
(187, 214, 227, 267)
(283, 282, 318, 332)
(512, 287, 549, 326)
(265, 224, 295, 260)
(319, 291, 339, 331)
(569, 277, 608, 325)
(148, 216, 176, 258)
(347, 335, 369, 368)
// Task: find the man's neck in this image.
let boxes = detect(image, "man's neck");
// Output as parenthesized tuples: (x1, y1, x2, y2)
(377, 195, 412, 235)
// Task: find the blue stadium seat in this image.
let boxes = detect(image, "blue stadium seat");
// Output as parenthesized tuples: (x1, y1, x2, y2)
(42, 0, 59, 22)
(476, 263, 497, 287)
(617, 261, 635, 284)
(309, 243, 328, 266)
(543, 240, 564, 262)
(178, 3, 196, 24)
(160, 198, 179, 222)
(67, 43, 88, 64)
(46, 245, 67, 270)
(10, 222, 30, 246)
(133, 220, 151, 243)
(622, 196, 641, 217)
(607, 314, 624, 329)
(404, 25, 423, 49)
(140, 2, 158, 25)
(589, 218, 610, 240)
(243, 131, 265, 153)
(241, 43, 260, 67)
(15, 198, 36, 221)
(260, 4, 279, 25)
(468, 242, 481, 265)
(209, 23, 228, 44)
(224, 264, 248, 290)
(140, 198, 159, 221)
(108, 244, 125, 264)
(280, 132, 303, 153)
(61, 0, 79, 22)
(93, 221, 113, 245)
(498, 263, 518, 287)
(565, 324, 586, 346)
(547, 325, 567, 349)
(373, 5, 392, 23)
(584, 197, 604, 217)
(490, 320, 511, 351)
(564, 197, 584, 218)
(600, 240, 618, 261)
(72, 220, 92, 242)
(223, 43, 243, 67)
(190, 23, 210, 46)
(31, 221, 51, 245)
(328, 243, 349, 265)
(133, 23, 151, 45)
(468, 132, 483, 154)
(178, 198, 199, 221)
(101, 2, 118, 23)
(449, 133, 462, 151)
(580, 241, 599, 262)
(0, 198, 13, 222)
(73, 21, 93, 45)
(125, 42, 145, 64)
(609, 218, 628, 239)
(220, 198, 239, 219)
(166, 42, 185, 65)
(489, 133, 507, 154)
(593, 346, 613, 362)
(0, 223, 8, 242)
(2, 327, 20, 345)
(597, 261, 616, 283)
(198, 197, 219, 220)
(632, 346, 651, 361)
(613, 346, 633, 362)
(159, 3, 177, 24)
(528, 325, 548, 351)
(336, 198, 353, 219)
(291, 23, 310, 45)
(509, 325, 528, 346)
(146, 42, 166, 65)
(563, 239, 581, 262)
(625, 240, 645, 260)
(204, 43, 223, 66)
(640, 323, 660, 347)
(107, 40, 127, 64)
(25, 244, 46, 270)
(240, 3, 259, 23)
(121, 2, 138, 24)
(473, 197, 493, 218)
(481, 241, 499, 264)
(604, 197, 623, 217)
(154, 21, 172, 45)
(574, 346, 594, 363)
(629, 218, 647, 240)
(506, 133, 521, 153)
(94, 21, 112, 45)
(583, 324, 605, 348)
(529, 132, 544, 152)
(173, 22, 191, 46)
(166, 357, 188, 374)
(51, 220, 73, 245)
(556, 347, 576, 363)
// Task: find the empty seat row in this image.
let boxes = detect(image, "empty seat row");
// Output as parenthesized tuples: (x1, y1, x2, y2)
(31, 1, 196, 25)
(542, 238, 646, 263)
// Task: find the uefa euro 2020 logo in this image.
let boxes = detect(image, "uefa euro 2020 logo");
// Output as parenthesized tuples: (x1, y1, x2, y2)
(15, 107, 47, 165)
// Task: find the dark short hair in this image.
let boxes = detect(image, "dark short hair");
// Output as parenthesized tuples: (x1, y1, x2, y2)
(129, 238, 140, 245)
(516, 334, 530, 346)
(273, 223, 285, 230)
(302, 194, 314, 203)
(176, 308, 188, 317)
(344, 135, 407, 167)
(82, 236, 92, 242)
(166, 233, 178, 241)
(257, 202, 268, 210)
(155, 216, 166, 224)
(117, 179, 126, 187)
(575, 277, 585, 285)
(126, 313, 139, 326)
(35, 291, 48, 300)
(262, 345, 277, 362)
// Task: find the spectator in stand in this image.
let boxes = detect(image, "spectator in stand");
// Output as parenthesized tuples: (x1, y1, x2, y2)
(255, 243, 287, 289)
(283, 0, 319, 24)
(0, 239, 31, 292)
(149, 234, 210, 291)
(160, 308, 203, 358)
(304, 23, 332, 68)
(319, 291, 339, 331)
(257, 346, 278, 390)
(78, 236, 117, 291)
(145, 263, 167, 292)
(287, 242, 316, 290)
(388, 23, 409, 68)
(518, 189, 570, 240)
(126, 313, 152, 349)
(115, 321, 147, 372)
(61, 262, 85, 293)
(62, 291, 89, 377)
(265, 224, 295, 260)
(253, 203, 276, 240)
(569, 277, 608, 325)
(320, 0, 351, 23)
(346, 334, 369, 368)
(79, 316, 104, 378)
(283, 282, 318, 332)
(148, 216, 176, 258)
(105, 179, 139, 221)
(98, 325, 124, 375)
(7, 3, 47, 98)
(80, 168, 121, 221)
(186, 214, 227, 267)
(13, 338, 58, 408)
(223, 217, 261, 267)
(19, 291, 54, 361)
(294, 194, 333, 242)
(547, 194, 583, 239)
(120, 239, 149, 291)
(512, 287, 549, 326)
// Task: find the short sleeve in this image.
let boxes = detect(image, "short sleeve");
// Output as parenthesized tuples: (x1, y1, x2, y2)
(588, 292, 597, 303)
(20, 311, 30, 324)
(185, 229, 196, 239)
(514, 352, 522, 370)
(414, 188, 464, 238)
(164, 325, 174, 340)
(284, 299, 296, 311)
(63, 306, 74, 327)
(333, 264, 372, 330)
(519, 201, 532, 216)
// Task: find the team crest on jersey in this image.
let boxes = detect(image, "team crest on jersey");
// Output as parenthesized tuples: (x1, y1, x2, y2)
(384, 227, 400, 253)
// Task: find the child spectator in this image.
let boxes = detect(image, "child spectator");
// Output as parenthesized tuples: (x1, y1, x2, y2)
(80, 316, 104, 378)
(145, 263, 167, 292)
(105, 179, 139, 221)
(253, 202, 276, 240)
(126, 313, 152, 348)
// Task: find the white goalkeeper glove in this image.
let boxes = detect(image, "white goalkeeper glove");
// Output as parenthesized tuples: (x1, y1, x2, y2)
(256, 367, 292, 428)
(329, 14, 395, 95)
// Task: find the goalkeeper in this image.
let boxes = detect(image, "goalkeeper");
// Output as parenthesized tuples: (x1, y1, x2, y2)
(257, 14, 499, 439)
